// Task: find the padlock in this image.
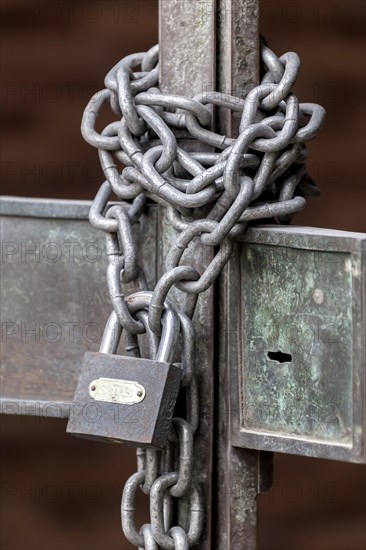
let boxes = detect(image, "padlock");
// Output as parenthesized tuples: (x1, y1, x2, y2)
(66, 293, 182, 448)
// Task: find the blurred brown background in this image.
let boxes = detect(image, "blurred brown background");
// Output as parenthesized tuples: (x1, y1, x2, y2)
(1, 1, 365, 549)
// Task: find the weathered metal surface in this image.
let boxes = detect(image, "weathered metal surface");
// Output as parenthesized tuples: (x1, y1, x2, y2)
(159, 0, 216, 96)
(214, 1, 262, 549)
(159, 2, 216, 547)
(0, 196, 94, 219)
(3, 198, 364, 462)
(233, 225, 366, 463)
(217, 0, 259, 136)
(217, 244, 260, 549)
(0, 197, 158, 417)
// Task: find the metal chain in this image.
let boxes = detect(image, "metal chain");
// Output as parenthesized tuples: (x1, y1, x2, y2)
(81, 41, 325, 548)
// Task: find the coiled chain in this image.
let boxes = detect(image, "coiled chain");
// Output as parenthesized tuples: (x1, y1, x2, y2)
(82, 41, 325, 548)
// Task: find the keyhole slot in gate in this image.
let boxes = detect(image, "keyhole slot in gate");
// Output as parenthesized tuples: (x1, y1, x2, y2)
(267, 350, 292, 364)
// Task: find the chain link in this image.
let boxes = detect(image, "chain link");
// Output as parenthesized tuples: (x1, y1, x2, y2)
(81, 41, 325, 547)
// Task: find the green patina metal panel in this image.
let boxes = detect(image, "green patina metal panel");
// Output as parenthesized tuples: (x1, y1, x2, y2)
(232, 226, 365, 463)
(242, 244, 353, 443)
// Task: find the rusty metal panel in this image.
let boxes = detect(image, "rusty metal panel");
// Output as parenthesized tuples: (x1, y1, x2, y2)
(0, 197, 158, 417)
(232, 226, 366, 463)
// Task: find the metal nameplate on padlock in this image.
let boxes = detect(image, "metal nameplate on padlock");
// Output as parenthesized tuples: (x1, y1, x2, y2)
(231, 226, 366, 464)
(89, 378, 146, 405)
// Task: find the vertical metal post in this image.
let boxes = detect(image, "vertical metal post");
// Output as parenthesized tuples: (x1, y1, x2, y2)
(159, 1, 262, 547)
(159, 1, 217, 547)
(214, 2, 263, 549)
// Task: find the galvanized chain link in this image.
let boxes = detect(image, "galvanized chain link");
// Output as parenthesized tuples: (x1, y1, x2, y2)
(82, 41, 325, 548)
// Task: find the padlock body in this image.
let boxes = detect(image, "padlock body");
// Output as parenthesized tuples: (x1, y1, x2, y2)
(67, 352, 181, 448)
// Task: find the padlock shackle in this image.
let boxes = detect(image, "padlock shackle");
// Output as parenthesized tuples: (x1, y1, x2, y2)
(99, 311, 122, 355)
(135, 307, 179, 364)
(156, 307, 178, 363)
(100, 291, 180, 359)
(127, 292, 180, 362)
(135, 309, 159, 359)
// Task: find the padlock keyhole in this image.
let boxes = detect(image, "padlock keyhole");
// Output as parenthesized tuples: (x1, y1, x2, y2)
(267, 350, 292, 364)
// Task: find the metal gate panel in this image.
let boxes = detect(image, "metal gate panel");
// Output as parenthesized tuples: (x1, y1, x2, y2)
(233, 226, 366, 463)
(0, 197, 158, 417)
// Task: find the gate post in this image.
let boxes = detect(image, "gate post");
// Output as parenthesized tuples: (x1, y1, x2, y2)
(159, 1, 217, 546)
(214, 2, 265, 548)
(159, 1, 263, 547)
